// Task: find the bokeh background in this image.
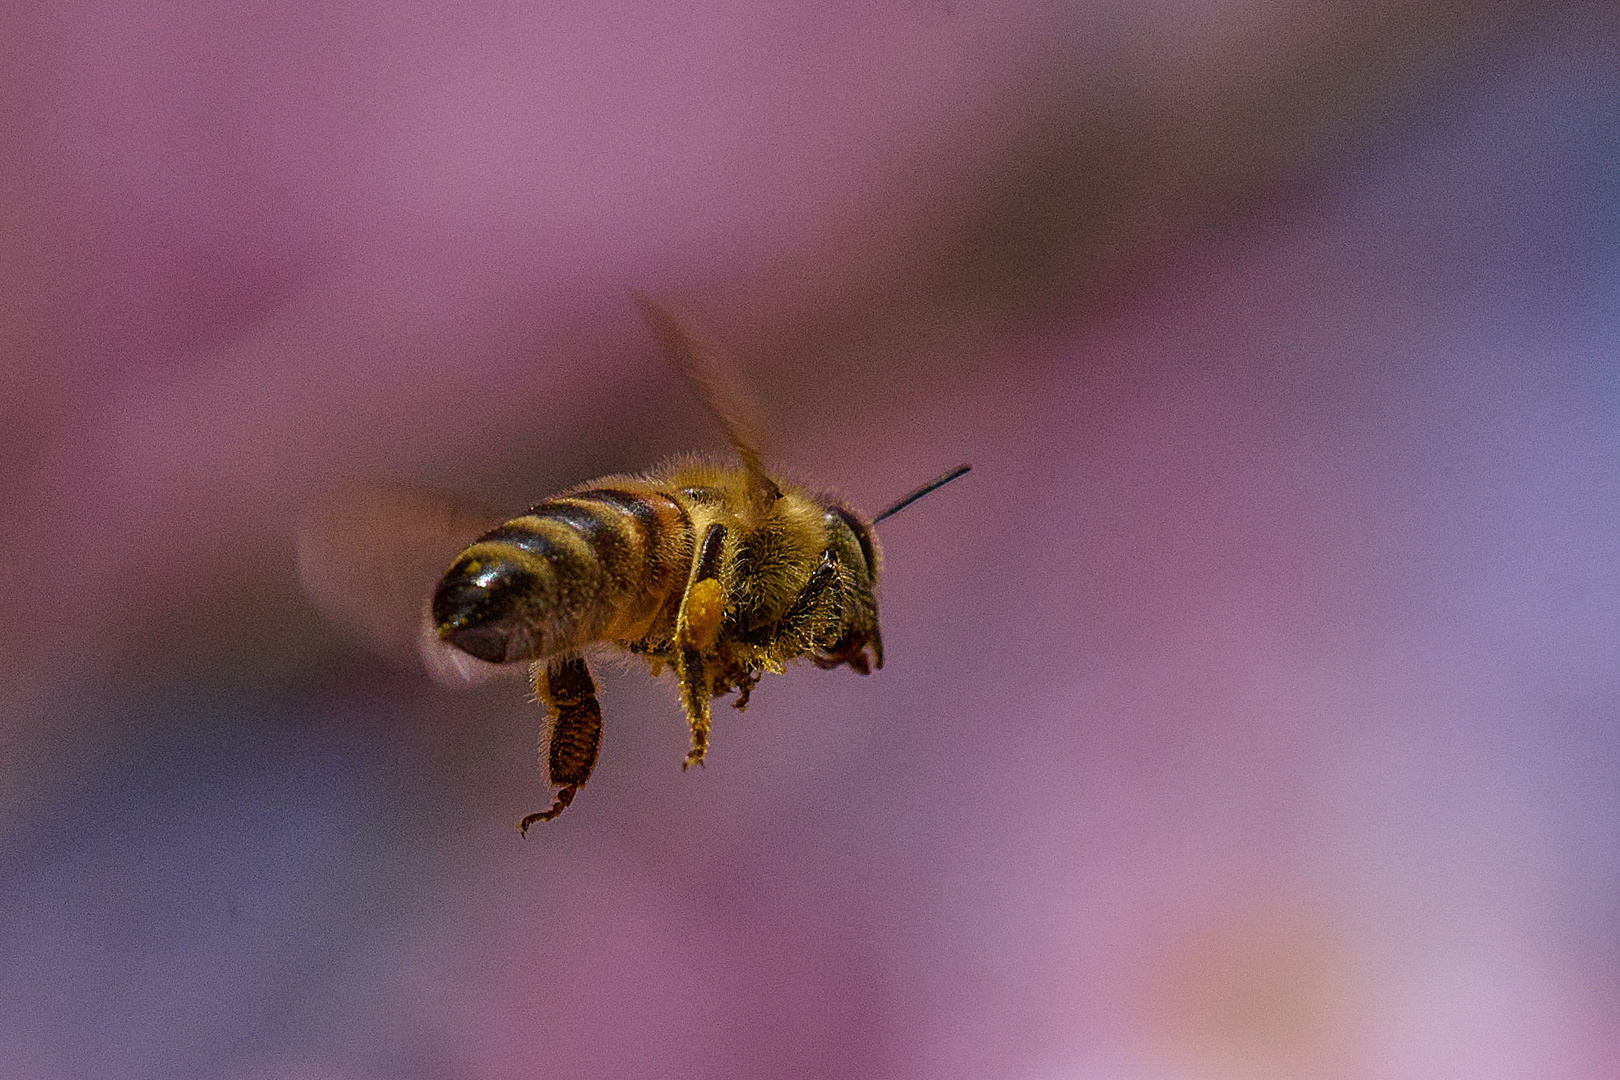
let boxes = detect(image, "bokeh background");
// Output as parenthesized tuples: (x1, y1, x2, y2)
(5, 1, 1620, 1077)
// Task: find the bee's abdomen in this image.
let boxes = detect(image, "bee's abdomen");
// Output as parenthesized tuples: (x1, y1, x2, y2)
(433, 488, 690, 663)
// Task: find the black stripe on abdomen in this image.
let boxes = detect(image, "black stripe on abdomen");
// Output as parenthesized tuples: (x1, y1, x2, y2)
(571, 487, 690, 585)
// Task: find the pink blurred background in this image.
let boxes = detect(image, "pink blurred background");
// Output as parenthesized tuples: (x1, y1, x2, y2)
(4, 1, 1620, 1077)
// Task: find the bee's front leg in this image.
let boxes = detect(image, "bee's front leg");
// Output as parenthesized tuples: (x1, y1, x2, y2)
(738, 548, 841, 653)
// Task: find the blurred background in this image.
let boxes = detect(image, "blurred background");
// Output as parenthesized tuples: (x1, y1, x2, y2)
(4, 1, 1619, 1077)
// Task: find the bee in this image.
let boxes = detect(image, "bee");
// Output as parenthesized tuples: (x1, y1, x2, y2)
(300, 298, 968, 833)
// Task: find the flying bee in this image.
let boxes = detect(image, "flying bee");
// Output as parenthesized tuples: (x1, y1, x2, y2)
(299, 298, 968, 832)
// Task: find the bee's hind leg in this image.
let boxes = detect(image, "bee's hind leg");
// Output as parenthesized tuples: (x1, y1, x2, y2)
(675, 647, 714, 768)
(519, 784, 578, 834)
(519, 655, 602, 834)
(674, 522, 727, 768)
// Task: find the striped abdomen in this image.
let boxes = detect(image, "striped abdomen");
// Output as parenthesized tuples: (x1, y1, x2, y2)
(432, 487, 692, 664)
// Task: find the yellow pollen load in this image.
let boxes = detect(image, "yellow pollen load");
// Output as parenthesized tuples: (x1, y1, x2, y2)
(681, 578, 726, 651)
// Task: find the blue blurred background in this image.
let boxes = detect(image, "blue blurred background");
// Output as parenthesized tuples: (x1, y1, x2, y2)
(3, 2, 1618, 1077)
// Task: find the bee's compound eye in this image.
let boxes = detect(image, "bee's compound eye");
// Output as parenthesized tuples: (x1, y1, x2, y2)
(829, 506, 877, 579)
(432, 557, 535, 664)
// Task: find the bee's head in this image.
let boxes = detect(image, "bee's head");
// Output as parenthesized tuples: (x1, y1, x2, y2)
(815, 505, 884, 673)
(432, 550, 540, 664)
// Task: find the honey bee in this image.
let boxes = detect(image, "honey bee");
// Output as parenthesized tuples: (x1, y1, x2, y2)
(299, 298, 968, 832)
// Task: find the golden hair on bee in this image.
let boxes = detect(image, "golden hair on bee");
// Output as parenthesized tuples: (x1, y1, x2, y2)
(301, 298, 969, 833)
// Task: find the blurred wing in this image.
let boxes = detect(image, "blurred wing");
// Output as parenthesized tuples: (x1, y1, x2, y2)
(634, 295, 781, 516)
(296, 484, 513, 686)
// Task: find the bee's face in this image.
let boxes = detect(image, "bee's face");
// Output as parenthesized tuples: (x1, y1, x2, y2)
(432, 553, 541, 664)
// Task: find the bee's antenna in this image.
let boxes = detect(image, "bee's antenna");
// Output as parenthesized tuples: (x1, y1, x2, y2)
(872, 464, 971, 524)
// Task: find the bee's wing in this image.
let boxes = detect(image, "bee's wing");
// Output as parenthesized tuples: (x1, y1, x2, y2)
(296, 484, 514, 686)
(634, 295, 782, 516)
